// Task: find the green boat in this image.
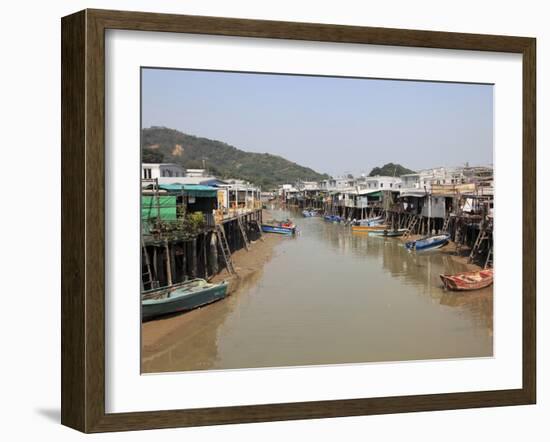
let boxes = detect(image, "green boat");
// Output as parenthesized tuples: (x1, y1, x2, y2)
(369, 228, 408, 237)
(142, 278, 228, 321)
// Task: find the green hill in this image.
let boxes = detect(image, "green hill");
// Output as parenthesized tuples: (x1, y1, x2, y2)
(368, 163, 415, 177)
(141, 127, 329, 189)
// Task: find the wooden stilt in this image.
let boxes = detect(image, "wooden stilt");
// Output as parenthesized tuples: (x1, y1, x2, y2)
(190, 238, 198, 278)
(164, 240, 173, 286)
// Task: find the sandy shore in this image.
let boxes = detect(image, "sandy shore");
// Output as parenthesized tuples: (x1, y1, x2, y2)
(141, 212, 283, 350)
(208, 231, 283, 294)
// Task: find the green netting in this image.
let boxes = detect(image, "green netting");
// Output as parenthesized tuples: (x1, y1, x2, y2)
(367, 191, 383, 199)
(141, 195, 177, 221)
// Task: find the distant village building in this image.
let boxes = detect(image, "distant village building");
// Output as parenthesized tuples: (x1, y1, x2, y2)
(319, 177, 355, 192)
(295, 180, 320, 191)
(360, 176, 401, 191)
(215, 179, 262, 214)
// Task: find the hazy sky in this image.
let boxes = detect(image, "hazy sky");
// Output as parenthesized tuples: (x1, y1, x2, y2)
(142, 68, 493, 176)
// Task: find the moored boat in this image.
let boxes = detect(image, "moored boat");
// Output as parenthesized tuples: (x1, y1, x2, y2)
(302, 209, 319, 217)
(440, 268, 494, 291)
(324, 214, 342, 223)
(405, 233, 450, 251)
(355, 216, 384, 226)
(368, 228, 408, 237)
(142, 279, 228, 321)
(261, 220, 296, 235)
(351, 224, 389, 233)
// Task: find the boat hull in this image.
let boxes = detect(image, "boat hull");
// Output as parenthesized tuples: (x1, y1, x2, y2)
(369, 228, 407, 237)
(440, 269, 494, 291)
(356, 216, 384, 226)
(142, 280, 228, 320)
(351, 224, 389, 233)
(261, 224, 296, 235)
(302, 210, 318, 217)
(406, 234, 450, 251)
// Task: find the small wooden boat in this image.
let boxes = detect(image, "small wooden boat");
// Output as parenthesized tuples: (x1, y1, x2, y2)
(323, 214, 342, 222)
(355, 216, 384, 226)
(369, 228, 408, 237)
(351, 224, 389, 233)
(261, 223, 296, 235)
(405, 233, 450, 251)
(302, 209, 319, 217)
(440, 268, 494, 291)
(142, 279, 228, 321)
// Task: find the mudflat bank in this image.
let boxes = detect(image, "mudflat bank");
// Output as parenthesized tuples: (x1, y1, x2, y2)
(141, 222, 283, 356)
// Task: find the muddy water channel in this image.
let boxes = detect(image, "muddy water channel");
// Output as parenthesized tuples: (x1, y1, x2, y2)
(142, 208, 493, 373)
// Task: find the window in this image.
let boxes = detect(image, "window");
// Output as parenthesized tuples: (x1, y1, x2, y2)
(143, 168, 152, 179)
(390, 183, 393, 188)
(380, 183, 384, 188)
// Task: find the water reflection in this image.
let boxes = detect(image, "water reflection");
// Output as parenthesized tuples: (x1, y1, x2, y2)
(142, 208, 493, 373)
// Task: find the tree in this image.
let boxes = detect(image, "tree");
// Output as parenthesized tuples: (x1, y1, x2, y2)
(368, 163, 415, 177)
(142, 148, 164, 163)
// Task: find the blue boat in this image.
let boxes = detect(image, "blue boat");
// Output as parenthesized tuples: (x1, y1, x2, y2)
(355, 216, 384, 226)
(261, 224, 296, 235)
(302, 209, 319, 217)
(405, 233, 450, 251)
(323, 215, 342, 222)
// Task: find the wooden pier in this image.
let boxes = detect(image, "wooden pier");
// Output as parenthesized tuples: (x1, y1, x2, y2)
(285, 191, 493, 267)
(141, 209, 263, 290)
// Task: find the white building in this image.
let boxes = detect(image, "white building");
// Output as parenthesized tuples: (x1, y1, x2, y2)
(359, 176, 401, 191)
(141, 163, 185, 180)
(319, 177, 355, 192)
(141, 163, 218, 186)
(295, 180, 320, 191)
(400, 167, 465, 195)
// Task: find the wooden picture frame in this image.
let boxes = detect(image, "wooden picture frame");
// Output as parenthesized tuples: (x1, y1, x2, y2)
(61, 9, 536, 433)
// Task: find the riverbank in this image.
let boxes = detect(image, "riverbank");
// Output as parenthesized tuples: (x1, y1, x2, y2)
(141, 217, 283, 352)
(142, 208, 493, 373)
(402, 234, 485, 271)
(209, 233, 284, 295)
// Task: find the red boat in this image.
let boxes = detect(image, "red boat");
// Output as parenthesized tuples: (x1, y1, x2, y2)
(440, 268, 494, 291)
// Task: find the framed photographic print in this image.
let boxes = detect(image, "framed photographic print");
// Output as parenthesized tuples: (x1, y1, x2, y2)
(61, 9, 536, 433)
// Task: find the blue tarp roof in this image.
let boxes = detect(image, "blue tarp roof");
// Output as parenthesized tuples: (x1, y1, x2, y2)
(200, 178, 228, 187)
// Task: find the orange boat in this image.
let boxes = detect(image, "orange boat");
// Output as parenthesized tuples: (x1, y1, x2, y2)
(351, 224, 388, 233)
(440, 268, 494, 291)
